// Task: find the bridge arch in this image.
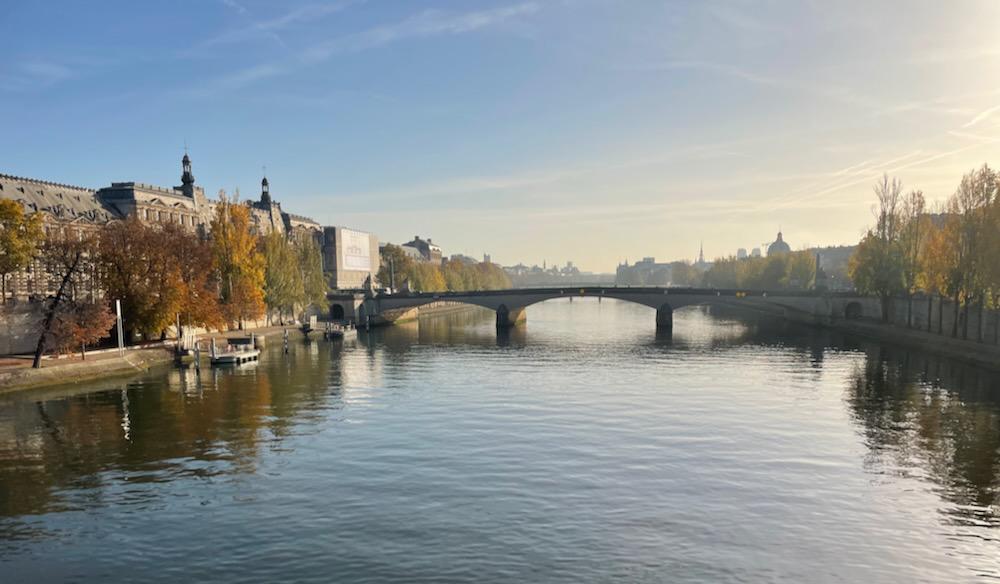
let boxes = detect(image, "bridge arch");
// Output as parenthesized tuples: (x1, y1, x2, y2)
(330, 303, 346, 322)
(844, 301, 863, 320)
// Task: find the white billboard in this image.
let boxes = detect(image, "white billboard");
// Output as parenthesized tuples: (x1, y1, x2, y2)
(341, 229, 371, 271)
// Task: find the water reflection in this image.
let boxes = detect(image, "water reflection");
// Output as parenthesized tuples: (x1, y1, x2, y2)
(845, 343, 1000, 528)
(0, 300, 998, 581)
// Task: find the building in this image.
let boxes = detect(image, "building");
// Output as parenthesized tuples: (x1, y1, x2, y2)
(322, 227, 380, 290)
(616, 257, 672, 286)
(1, 153, 374, 299)
(737, 248, 748, 260)
(402, 235, 442, 264)
(751, 247, 762, 258)
(767, 231, 791, 256)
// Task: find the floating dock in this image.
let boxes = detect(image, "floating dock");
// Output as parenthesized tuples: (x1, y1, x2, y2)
(324, 322, 358, 340)
(209, 335, 260, 365)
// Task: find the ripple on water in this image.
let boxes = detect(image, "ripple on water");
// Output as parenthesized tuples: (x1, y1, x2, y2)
(0, 299, 998, 583)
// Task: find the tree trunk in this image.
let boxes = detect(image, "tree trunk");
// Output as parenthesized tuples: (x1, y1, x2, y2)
(937, 295, 943, 335)
(952, 294, 960, 338)
(978, 300, 985, 343)
(926, 295, 932, 333)
(906, 294, 913, 328)
(881, 295, 891, 323)
(1, 273, 6, 303)
(962, 298, 970, 340)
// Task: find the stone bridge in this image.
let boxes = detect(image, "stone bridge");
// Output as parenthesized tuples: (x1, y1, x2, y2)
(340, 287, 879, 331)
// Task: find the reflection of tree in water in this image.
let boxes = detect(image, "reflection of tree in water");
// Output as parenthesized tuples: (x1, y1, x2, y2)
(845, 344, 1000, 527)
(0, 340, 338, 533)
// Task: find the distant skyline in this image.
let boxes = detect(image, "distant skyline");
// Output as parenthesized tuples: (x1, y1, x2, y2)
(3, 1, 1000, 271)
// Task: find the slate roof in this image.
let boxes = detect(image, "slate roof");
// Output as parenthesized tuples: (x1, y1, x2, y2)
(0, 173, 120, 224)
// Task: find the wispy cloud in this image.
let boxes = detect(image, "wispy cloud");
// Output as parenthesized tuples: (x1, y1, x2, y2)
(202, 1, 362, 49)
(302, 2, 540, 61)
(962, 103, 1000, 128)
(197, 2, 541, 95)
(1, 58, 90, 92)
(218, 0, 248, 15)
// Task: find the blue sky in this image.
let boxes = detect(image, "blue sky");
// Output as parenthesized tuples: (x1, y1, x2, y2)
(3, 1, 1000, 271)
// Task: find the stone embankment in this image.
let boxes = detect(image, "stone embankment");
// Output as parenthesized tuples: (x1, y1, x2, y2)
(0, 325, 304, 395)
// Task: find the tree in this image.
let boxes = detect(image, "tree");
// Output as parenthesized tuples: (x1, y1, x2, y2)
(0, 199, 44, 302)
(849, 174, 906, 321)
(49, 300, 116, 359)
(898, 190, 928, 327)
(948, 165, 998, 338)
(297, 236, 328, 310)
(377, 244, 414, 290)
(32, 227, 92, 368)
(263, 231, 303, 323)
(212, 193, 265, 328)
(162, 223, 224, 331)
(97, 217, 184, 341)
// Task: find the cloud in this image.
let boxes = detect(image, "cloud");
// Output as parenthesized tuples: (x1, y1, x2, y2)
(203, 1, 362, 48)
(196, 2, 541, 95)
(302, 2, 540, 61)
(962, 103, 1000, 128)
(218, 0, 248, 15)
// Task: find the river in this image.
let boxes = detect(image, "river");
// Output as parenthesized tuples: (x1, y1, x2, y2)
(1, 298, 998, 583)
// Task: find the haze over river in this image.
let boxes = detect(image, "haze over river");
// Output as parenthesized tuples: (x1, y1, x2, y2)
(1, 299, 999, 583)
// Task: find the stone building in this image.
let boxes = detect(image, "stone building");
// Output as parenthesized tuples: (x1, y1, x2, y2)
(402, 235, 442, 264)
(1, 153, 369, 300)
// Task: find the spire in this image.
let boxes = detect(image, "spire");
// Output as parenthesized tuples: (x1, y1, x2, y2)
(260, 171, 271, 205)
(180, 150, 195, 197)
(698, 241, 705, 264)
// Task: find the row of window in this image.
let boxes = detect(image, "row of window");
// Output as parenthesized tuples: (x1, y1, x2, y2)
(141, 207, 200, 227)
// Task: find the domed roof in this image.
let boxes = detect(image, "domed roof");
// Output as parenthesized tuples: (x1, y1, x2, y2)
(767, 231, 791, 256)
(262, 176, 269, 187)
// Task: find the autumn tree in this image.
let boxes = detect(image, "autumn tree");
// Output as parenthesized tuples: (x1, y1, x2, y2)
(32, 226, 93, 368)
(0, 199, 44, 302)
(948, 165, 998, 338)
(898, 190, 928, 327)
(297, 236, 328, 309)
(212, 193, 265, 328)
(849, 174, 905, 320)
(377, 243, 414, 290)
(162, 222, 224, 331)
(97, 217, 184, 341)
(263, 231, 303, 323)
(49, 300, 116, 359)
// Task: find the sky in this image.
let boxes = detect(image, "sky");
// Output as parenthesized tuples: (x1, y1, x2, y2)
(3, 0, 1000, 272)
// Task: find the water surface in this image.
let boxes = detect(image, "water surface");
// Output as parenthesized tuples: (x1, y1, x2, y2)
(1, 299, 999, 582)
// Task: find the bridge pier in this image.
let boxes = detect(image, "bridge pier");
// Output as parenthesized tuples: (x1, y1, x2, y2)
(496, 305, 526, 329)
(656, 303, 673, 331)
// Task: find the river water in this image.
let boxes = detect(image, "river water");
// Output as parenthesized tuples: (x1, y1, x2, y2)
(1, 299, 998, 583)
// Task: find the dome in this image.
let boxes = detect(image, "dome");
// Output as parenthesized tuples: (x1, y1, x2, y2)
(767, 231, 791, 256)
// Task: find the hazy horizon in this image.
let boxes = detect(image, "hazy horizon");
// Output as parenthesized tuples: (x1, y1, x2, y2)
(3, 0, 1000, 271)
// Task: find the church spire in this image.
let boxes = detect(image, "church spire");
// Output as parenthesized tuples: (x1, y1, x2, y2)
(698, 241, 704, 264)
